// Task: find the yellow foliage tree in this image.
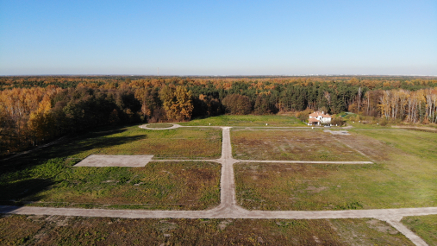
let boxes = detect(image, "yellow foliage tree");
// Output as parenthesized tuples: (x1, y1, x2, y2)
(159, 86, 193, 121)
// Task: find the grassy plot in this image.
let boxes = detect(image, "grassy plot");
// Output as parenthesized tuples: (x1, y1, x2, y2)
(66, 126, 222, 159)
(41, 126, 221, 159)
(145, 123, 174, 128)
(0, 125, 222, 210)
(232, 129, 369, 161)
(180, 114, 305, 127)
(0, 215, 43, 246)
(350, 128, 437, 161)
(235, 130, 437, 210)
(0, 215, 413, 246)
(402, 215, 437, 246)
(1, 160, 221, 210)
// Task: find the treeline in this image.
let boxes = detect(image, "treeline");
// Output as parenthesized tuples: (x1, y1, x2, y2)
(374, 89, 437, 123)
(1, 76, 437, 156)
(2, 76, 437, 91)
(1, 87, 140, 155)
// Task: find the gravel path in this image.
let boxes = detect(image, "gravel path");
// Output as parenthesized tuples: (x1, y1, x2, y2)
(2, 205, 436, 220)
(1, 126, 434, 246)
(138, 123, 182, 130)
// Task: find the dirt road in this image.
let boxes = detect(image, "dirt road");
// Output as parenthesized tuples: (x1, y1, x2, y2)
(1, 126, 434, 246)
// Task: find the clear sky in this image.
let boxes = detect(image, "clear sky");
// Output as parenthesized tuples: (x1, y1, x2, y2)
(0, 0, 436, 76)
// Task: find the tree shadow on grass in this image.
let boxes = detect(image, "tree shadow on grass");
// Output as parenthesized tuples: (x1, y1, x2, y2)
(45, 134, 145, 162)
(0, 178, 54, 205)
(1, 134, 145, 171)
(0, 134, 146, 205)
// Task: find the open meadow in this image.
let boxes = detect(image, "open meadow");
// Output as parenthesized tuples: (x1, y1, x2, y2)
(232, 128, 370, 161)
(145, 123, 174, 128)
(1, 117, 436, 245)
(67, 126, 222, 159)
(0, 215, 413, 246)
(180, 115, 305, 127)
(1, 159, 221, 210)
(235, 128, 437, 210)
(0, 125, 222, 209)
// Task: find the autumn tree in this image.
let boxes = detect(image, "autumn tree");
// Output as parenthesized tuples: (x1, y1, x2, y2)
(159, 86, 194, 121)
(222, 94, 251, 115)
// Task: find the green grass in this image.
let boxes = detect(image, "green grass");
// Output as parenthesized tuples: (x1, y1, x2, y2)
(0, 215, 413, 245)
(1, 160, 221, 210)
(350, 128, 437, 159)
(402, 215, 437, 245)
(231, 129, 369, 161)
(180, 114, 306, 127)
(0, 125, 222, 210)
(67, 126, 222, 159)
(146, 123, 174, 128)
(235, 129, 437, 210)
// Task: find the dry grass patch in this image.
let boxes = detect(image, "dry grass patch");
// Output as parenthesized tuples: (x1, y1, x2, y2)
(0, 215, 413, 245)
(0, 215, 43, 245)
(232, 129, 369, 161)
(330, 218, 413, 245)
(333, 131, 396, 162)
(235, 129, 437, 210)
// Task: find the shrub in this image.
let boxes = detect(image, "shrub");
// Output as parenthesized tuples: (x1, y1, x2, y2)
(296, 109, 313, 123)
(331, 117, 346, 126)
(222, 94, 252, 115)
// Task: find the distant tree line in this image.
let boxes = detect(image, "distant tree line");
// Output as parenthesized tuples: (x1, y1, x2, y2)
(1, 76, 436, 156)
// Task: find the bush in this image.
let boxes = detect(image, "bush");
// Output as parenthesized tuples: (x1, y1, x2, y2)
(296, 109, 313, 123)
(222, 94, 252, 115)
(331, 117, 345, 126)
(379, 118, 388, 126)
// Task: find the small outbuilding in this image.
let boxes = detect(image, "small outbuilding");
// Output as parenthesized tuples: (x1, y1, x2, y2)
(308, 111, 331, 126)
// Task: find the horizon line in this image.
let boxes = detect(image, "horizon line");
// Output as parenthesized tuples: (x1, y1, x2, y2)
(1, 74, 437, 77)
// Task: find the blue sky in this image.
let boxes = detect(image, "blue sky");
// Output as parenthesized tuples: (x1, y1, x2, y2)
(0, 0, 436, 76)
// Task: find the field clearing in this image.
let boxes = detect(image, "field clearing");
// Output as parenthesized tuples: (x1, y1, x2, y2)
(349, 128, 437, 160)
(0, 215, 413, 245)
(145, 123, 174, 128)
(235, 129, 437, 210)
(1, 160, 221, 210)
(180, 114, 305, 127)
(67, 126, 222, 159)
(232, 129, 369, 161)
(402, 215, 437, 245)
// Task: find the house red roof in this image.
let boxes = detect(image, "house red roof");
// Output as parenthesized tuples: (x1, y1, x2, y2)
(309, 111, 331, 118)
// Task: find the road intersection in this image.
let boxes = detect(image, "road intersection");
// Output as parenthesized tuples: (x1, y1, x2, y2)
(1, 125, 434, 246)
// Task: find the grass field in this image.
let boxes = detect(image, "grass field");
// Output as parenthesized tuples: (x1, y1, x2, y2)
(232, 129, 369, 161)
(0, 125, 222, 210)
(180, 114, 305, 127)
(235, 129, 437, 210)
(1, 160, 221, 210)
(402, 215, 437, 246)
(66, 126, 222, 159)
(145, 123, 174, 128)
(0, 215, 413, 245)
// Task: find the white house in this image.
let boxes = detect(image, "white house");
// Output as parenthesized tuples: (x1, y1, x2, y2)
(308, 111, 331, 126)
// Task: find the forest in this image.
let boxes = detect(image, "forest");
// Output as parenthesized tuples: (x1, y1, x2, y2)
(1, 76, 437, 156)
